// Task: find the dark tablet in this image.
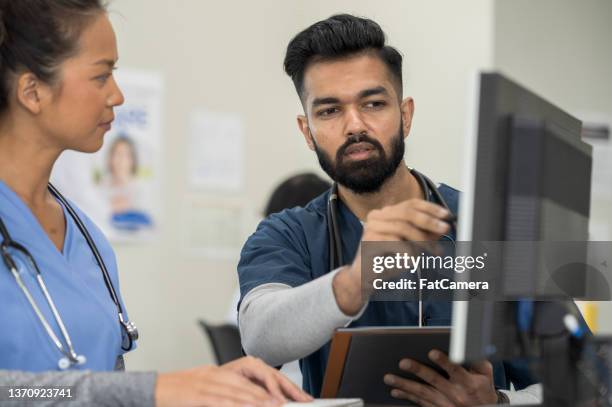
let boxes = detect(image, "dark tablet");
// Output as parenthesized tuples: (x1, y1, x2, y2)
(321, 326, 450, 405)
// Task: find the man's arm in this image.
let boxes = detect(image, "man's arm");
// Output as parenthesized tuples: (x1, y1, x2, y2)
(239, 199, 452, 365)
(239, 268, 366, 366)
(0, 370, 156, 407)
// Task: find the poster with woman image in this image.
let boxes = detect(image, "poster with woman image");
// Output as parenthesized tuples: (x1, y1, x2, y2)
(51, 69, 164, 242)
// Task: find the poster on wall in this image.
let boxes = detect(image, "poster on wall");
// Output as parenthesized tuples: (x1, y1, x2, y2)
(180, 197, 249, 260)
(188, 109, 245, 191)
(51, 69, 164, 242)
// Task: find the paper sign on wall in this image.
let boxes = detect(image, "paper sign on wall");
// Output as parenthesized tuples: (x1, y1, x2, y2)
(188, 109, 245, 191)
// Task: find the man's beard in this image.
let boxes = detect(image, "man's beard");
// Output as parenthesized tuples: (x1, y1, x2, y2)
(313, 124, 405, 194)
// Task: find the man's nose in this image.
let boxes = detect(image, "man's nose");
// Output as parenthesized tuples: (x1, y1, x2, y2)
(344, 107, 367, 137)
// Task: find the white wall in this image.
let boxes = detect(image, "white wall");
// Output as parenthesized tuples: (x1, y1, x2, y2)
(108, 0, 495, 371)
(494, 0, 612, 116)
(494, 0, 612, 332)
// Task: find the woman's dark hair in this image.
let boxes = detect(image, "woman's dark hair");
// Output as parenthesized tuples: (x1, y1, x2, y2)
(0, 0, 107, 113)
(265, 172, 331, 216)
(284, 14, 403, 100)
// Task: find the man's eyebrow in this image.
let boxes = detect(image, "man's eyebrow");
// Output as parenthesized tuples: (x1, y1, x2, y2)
(93, 58, 118, 68)
(358, 86, 389, 99)
(311, 96, 340, 108)
(311, 86, 390, 108)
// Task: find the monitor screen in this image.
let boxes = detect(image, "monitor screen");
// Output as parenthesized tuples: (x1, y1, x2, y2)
(450, 72, 592, 363)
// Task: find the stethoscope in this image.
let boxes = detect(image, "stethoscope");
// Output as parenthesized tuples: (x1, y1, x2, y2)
(326, 168, 456, 326)
(0, 183, 139, 370)
(326, 167, 456, 270)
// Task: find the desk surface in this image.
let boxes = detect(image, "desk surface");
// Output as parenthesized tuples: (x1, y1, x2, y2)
(365, 404, 541, 407)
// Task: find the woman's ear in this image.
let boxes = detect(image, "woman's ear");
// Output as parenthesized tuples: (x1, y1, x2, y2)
(15, 72, 46, 115)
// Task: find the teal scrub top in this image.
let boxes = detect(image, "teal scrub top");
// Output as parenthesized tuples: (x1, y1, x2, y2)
(238, 184, 538, 396)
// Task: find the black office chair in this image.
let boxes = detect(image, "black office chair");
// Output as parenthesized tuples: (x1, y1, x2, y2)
(198, 320, 244, 364)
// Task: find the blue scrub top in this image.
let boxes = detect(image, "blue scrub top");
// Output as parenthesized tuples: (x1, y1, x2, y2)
(0, 181, 134, 371)
(238, 183, 537, 396)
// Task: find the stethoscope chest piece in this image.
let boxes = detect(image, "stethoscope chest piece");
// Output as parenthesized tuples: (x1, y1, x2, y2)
(120, 316, 139, 350)
(58, 354, 86, 370)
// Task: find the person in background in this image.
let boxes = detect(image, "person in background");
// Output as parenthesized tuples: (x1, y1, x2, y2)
(263, 172, 331, 216)
(0, 1, 310, 406)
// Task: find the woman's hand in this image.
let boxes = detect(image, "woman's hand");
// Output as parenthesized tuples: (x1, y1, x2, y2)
(155, 356, 312, 407)
(222, 356, 312, 404)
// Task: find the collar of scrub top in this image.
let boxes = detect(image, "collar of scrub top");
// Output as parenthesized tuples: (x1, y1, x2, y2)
(326, 168, 457, 327)
(0, 183, 138, 370)
(327, 167, 456, 270)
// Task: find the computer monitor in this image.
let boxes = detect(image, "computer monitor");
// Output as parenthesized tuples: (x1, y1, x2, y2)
(450, 72, 592, 363)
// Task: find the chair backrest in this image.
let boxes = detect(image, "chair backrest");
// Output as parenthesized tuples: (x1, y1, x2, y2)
(198, 320, 243, 364)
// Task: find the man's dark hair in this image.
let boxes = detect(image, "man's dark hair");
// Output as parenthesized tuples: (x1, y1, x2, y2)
(283, 14, 403, 101)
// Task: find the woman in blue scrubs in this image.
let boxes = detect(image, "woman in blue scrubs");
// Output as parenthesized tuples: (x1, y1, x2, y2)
(0, 1, 310, 406)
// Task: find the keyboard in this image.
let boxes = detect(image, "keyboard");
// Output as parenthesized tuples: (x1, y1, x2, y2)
(284, 399, 363, 406)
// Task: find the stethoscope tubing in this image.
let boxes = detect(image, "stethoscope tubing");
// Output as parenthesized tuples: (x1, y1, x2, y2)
(1, 237, 85, 367)
(48, 183, 124, 315)
(48, 183, 137, 350)
(0, 183, 138, 368)
(327, 168, 456, 270)
(327, 168, 456, 326)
